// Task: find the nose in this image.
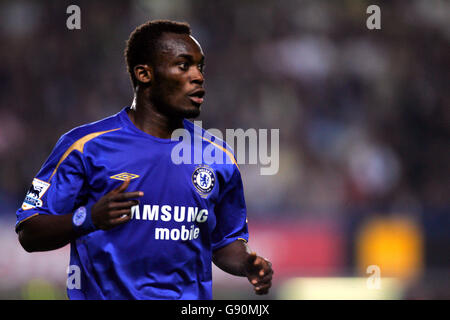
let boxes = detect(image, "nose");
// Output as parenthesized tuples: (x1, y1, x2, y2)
(190, 67, 204, 85)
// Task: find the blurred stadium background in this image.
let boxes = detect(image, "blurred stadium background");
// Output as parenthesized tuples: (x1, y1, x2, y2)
(0, 0, 448, 299)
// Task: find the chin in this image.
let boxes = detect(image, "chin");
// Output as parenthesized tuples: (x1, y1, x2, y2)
(158, 101, 201, 119)
(179, 105, 201, 119)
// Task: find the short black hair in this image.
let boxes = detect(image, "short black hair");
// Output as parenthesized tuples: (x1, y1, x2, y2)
(124, 20, 191, 89)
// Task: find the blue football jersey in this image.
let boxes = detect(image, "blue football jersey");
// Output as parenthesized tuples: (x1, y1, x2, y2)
(16, 107, 249, 300)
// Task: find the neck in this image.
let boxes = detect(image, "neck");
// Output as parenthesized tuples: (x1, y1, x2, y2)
(127, 91, 184, 139)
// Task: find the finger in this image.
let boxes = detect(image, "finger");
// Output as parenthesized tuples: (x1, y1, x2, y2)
(250, 258, 265, 277)
(252, 272, 273, 289)
(108, 200, 139, 210)
(254, 273, 273, 286)
(108, 208, 132, 219)
(255, 284, 271, 295)
(260, 272, 273, 283)
(253, 280, 272, 292)
(255, 282, 272, 292)
(254, 257, 272, 276)
(112, 191, 144, 201)
(253, 255, 269, 267)
(254, 281, 272, 294)
(247, 258, 270, 281)
(112, 178, 130, 193)
(246, 252, 257, 265)
(248, 268, 271, 282)
(108, 212, 132, 226)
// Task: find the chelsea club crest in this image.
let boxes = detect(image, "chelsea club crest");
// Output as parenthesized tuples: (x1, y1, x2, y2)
(192, 165, 215, 196)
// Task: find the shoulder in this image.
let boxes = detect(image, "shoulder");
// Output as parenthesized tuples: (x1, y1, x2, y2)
(64, 111, 122, 142)
(57, 110, 123, 151)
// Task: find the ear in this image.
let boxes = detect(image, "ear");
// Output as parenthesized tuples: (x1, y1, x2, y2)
(133, 64, 152, 85)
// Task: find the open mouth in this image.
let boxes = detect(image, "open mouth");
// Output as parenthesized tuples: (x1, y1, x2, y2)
(188, 89, 205, 105)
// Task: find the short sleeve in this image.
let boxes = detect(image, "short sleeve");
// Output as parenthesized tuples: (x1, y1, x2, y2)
(15, 134, 87, 232)
(211, 167, 249, 251)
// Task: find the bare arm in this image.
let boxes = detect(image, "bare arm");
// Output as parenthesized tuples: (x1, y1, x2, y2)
(18, 179, 143, 252)
(18, 213, 76, 252)
(212, 239, 274, 295)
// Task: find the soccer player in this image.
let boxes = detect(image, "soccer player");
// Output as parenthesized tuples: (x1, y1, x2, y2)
(16, 20, 273, 299)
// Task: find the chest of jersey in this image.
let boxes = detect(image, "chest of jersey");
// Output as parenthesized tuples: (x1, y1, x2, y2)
(82, 134, 220, 238)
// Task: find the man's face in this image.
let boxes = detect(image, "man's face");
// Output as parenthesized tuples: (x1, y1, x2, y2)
(149, 33, 205, 119)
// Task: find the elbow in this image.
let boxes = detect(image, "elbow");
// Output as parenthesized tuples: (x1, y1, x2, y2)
(18, 229, 36, 253)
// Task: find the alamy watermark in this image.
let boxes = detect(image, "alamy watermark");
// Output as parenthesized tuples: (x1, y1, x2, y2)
(67, 265, 81, 290)
(170, 121, 279, 175)
(66, 5, 81, 30)
(366, 5, 381, 30)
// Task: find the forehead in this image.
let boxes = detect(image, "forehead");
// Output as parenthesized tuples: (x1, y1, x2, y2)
(155, 33, 204, 60)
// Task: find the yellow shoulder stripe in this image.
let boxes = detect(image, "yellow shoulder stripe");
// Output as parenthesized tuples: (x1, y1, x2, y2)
(201, 136, 240, 171)
(48, 128, 121, 181)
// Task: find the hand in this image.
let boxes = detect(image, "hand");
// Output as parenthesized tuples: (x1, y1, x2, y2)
(91, 178, 143, 230)
(245, 252, 273, 295)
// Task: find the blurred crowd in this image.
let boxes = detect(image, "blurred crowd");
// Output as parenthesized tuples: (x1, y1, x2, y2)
(0, 0, 448, 218)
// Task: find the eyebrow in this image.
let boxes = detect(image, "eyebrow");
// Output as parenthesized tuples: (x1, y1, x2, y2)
(177, 53, 205, 63)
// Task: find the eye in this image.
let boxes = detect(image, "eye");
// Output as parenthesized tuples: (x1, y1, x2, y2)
(198, 63, 205, 73)
(178, 62, 189, 71)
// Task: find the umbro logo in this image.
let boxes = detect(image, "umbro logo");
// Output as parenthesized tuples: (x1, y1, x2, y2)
(110, 172, 140, 181)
